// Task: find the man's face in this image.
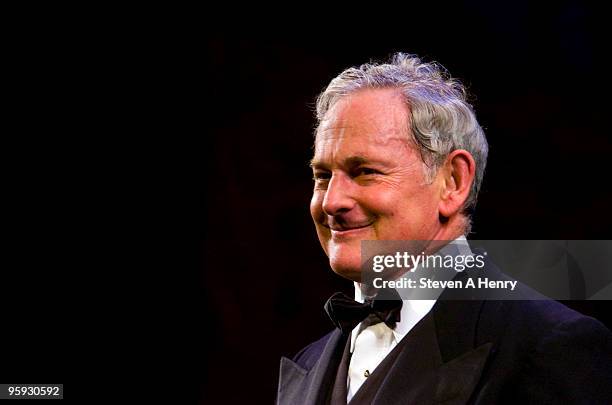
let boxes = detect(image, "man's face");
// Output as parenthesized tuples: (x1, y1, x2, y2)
(310, 88, 444, 281)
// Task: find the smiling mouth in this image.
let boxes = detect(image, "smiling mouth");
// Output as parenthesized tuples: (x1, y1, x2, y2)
(326, 222, 373, 232)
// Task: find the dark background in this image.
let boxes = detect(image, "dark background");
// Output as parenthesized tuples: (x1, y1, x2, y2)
(203, 4, 610, 403)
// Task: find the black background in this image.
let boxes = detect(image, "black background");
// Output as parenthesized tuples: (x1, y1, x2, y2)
(203, 4, 611, 403)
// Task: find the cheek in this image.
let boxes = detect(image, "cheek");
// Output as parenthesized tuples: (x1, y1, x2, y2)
(363, 189, 402, 217)
(402, 188, 441, 230)
(369, 184, 438, 222)
(310, 192, 331, 252)
(310, 192, 322, 220)
(417, 185, 441, 214)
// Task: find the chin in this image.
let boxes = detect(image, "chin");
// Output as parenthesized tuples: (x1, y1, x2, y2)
(329, 256, 363, 282)
(324, 243, 363, 282)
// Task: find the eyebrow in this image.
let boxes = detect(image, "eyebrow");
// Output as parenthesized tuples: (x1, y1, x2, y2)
(309, 155, 389, 169)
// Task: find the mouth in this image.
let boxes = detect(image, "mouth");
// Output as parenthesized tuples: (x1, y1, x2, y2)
(324, 221, 374, 238)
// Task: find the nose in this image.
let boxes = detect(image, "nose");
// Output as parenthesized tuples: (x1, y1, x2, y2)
(322, 173, 355, 216)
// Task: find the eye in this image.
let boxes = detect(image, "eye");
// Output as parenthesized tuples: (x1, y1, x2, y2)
(353, 167, 381, 177)
(313, 171, 331, 181)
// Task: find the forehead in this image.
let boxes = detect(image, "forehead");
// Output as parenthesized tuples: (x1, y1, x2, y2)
(314, 88, 414, 158)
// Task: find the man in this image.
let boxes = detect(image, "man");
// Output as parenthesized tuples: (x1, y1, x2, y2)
(277, 53, 612, 404)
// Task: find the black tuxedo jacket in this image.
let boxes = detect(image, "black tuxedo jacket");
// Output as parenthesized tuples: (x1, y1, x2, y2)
(277, 263, 612, 404)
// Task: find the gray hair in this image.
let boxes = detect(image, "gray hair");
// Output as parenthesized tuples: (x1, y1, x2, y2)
(315, 52, 488, 232)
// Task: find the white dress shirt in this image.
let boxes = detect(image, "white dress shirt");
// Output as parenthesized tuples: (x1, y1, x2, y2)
(347, 236, 472, 401)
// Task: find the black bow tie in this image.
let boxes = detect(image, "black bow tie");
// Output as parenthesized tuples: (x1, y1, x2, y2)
(324, 289, 403, 335)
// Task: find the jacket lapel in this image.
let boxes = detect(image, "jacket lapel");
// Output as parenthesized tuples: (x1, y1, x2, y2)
(277, 329, 347, 405)
(434, 342, 492, 404)
(369, 299, 493, 405)
(369, 312, 443, 404)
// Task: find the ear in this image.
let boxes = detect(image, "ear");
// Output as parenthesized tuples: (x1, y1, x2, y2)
(438, 149, 476, 219)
